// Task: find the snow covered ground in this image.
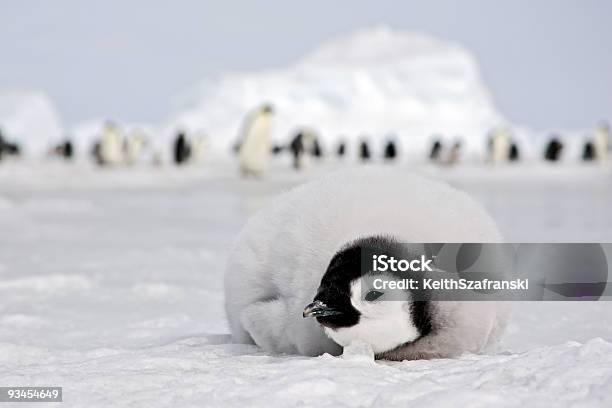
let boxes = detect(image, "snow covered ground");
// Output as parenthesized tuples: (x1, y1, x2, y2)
(1, 161, 612, 407)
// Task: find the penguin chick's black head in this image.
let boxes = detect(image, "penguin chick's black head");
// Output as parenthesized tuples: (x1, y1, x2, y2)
(304, 240, 363, 329)
(303, 236, 433, 340)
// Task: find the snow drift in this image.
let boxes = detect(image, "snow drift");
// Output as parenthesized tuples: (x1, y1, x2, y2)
(168, 26, 505, 156)
(0, 90, 63, 157)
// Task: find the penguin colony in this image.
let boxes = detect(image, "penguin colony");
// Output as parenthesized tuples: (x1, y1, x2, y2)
(16, 122, 210, 166)
(0, 108, 610, 169)
(233, 106, 611, 175)
(225, 167, 511, 360)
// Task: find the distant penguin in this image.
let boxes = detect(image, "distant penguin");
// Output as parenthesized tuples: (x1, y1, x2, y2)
(95, 122, 123, 166)
(582, 141, 595, 161)
(508, 142, 520, 162)
(336, 141, 346, 158)
(444, 140, 462, 165)
(3, 141, 20, 156)
(593, 121, 610, 162)
(53, 139, 74, 160)
(92, 142, 102, 164)
(488, 127, 511, 164)
(225, 167, 510, 359)
(238, 104, 274, 177)
(64, 140, 73, 159)
(190, 133, 209, 163)
(289, 129, 322, 170)
(0, 131, 6, 161)
(0, 130, 21, 160)
(383, 139, 397, 161)
(312, 138, 323, 158)
(544, 137, 563, 162)
(124, 131, 147, 165)
(232, 140, 242, 155)
(359, 140, 371, 162)
(271, 145, 284, 155)
(289, 132, 306, 170)
(429, 139, 443, 162)
(173, 132, 191, 165)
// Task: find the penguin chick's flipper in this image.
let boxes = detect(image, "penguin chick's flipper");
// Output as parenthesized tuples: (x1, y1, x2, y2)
(375, 329, 463, 360)
(375, 301, 503, 361)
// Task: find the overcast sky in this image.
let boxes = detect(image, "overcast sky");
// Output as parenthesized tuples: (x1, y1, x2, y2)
(1, 0, 610, 130)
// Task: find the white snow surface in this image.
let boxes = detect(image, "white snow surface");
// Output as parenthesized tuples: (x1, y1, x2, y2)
(1, 161, 612, 407)
(168, 27, 504, 156)
(0, 91, 64, 156)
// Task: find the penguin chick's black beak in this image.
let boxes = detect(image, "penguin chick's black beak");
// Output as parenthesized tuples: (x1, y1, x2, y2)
(303, 300, 343, 318)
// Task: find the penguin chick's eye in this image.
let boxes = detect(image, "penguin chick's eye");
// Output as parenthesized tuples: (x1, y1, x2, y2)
(364, 290, 384, 302)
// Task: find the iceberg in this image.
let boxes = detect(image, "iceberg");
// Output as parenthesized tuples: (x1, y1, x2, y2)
(168, 26, 505, 156)
(0, 90, 63, 157)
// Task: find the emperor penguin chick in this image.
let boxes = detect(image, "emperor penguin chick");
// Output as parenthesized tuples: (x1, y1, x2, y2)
(224, 167, 510, 360)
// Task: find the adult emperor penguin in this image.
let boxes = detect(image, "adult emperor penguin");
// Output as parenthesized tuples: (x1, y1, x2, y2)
(173, 132, 191, 165)
(225, 167, 510, 360)
(544, 136, 563, 162)
(124, 130, 147, 165)
(289, 129, 319, 170)
(312, 138, 323, 158)
(508, 141, 520, 162)
(238, 104, 274, 177)
(336, 139, 347, 158)
(429, 138, 443, 162)
(593, 121, 610, 163)
(443, 140, 462, 165)
(190, 133, 210, 163)
(0, 129, 21, 160)
(383, 138, 398, 161)
(95, 121, 123, 166)
(359, 139, 371, 162)
(487, 127, 510, 164)
(52, 139, 74, 160)
(583, 140, 595, 161)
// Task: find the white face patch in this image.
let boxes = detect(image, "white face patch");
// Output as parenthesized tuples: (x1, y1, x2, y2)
(323, 279, 420, 354)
